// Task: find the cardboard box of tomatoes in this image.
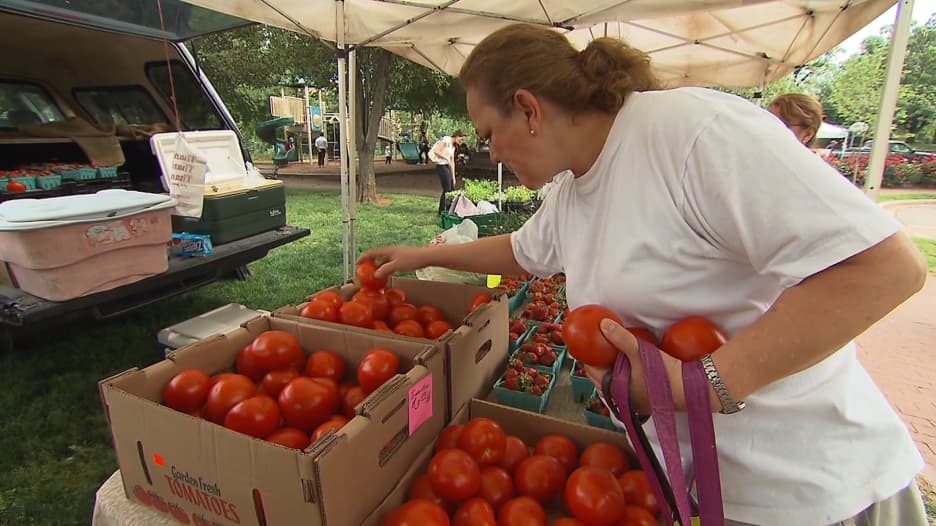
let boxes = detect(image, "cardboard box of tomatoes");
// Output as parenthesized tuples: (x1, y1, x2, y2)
(273, 277, 510, 420)
(99, 315, 447, 526)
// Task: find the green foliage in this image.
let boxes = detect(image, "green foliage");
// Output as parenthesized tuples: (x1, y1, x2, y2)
(503, 185, 536, 203)
(462, 178, 499, 203)
(912, 237, 936, 272)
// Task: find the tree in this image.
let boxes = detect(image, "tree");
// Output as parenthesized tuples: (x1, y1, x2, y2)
(900, 15, 936, 141)
(353, 47, 394, 203)
(826, 35, 888, 130)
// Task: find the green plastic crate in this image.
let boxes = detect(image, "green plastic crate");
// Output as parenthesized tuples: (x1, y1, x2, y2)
(584, 391, 618, 431)
(97, 166, 119, 178)
(511, 346, 565, 377)
(492, 373, 554, 414)
(570, 360, 595, 403)
(36, 175, 62, 190)
(62, 167, 97, 180)
(10, 175, 37, 190)
(0, 177, 7, 190)
(440, 211, 502, 233)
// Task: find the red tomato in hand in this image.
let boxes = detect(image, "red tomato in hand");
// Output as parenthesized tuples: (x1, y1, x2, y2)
(380, 498, 450, 526)
(163, 369, 211, 412)
(565, 465, 628, 526)
(300, 300, 338, 322)
(452, 498, 495, 526)
(356, 257, 388, 290)
(277, 377, 340, 431)
(394, 319, 425, 338)
(265, 427, 310, 449)
(305, 350, 347, 383)
(617, 471, 659, 515)
(261, 368, 300, 398)
(579, 442, 630, 477)
(615, 506, 658, 526)
(353, 289, 390, 321)
(534, 434, 579, 474)
(497, 496, 546, 526)
(457, 417, 507, 466)
(435, 424, 464, 453)
(357, 348, 400, 394)
(562, 304, 625, 367)
(340, 301, 374, 328)
(513, 455, 565, 503)
(424, 320, 453, 340)
(312, 290, 343, 309)
(469, 292, 491, 313)
(661, 316, 726, 362)
(248, 330, 305, 373)
(478, 465, 514, 510)
(500, 435, 530, 473)
(224, 395, 281, 438)
(204, 374, 257, 424)
(428, 448, 482, 503)
(341, 385, 366, 418)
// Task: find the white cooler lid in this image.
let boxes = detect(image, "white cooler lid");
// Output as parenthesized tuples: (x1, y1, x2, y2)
(0, 189, 176, 230)
(150, 130, 248, 194)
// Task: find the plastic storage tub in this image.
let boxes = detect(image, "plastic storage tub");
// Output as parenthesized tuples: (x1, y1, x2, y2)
(0, 189, 176, 301)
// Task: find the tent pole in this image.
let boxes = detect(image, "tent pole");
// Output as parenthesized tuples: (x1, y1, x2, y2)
(497, 162, 503, 211)
(348, 48, 358, 260)
(863, 0, 914, 202)
(336, 0, 351, 282)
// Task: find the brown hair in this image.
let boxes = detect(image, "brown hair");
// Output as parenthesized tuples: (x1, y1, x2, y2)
(767, 93, 823, 145)
(459, 23, 660, 116)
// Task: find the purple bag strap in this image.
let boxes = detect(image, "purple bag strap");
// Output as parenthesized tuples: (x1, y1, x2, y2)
(683, 361, 724, 526)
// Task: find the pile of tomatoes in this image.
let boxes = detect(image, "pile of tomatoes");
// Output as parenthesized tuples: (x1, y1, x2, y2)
(298, 258, 492, 340)
(380, 417, 660, 526)
(161, 329, 401, 449)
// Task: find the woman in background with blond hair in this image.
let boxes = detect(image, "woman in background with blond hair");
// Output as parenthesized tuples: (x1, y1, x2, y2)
(364, 23, 927, 526)
(767, 92, 823, 146)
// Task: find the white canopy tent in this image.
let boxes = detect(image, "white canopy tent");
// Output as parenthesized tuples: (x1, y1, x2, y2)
(818, 122, 849, 139)
(179, 0, 905, 281)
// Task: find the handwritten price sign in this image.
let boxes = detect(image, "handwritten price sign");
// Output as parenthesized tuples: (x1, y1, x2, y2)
(407, 374, 433, 436)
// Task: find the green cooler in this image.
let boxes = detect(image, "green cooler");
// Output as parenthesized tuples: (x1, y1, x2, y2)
(172, 180, 286, 245)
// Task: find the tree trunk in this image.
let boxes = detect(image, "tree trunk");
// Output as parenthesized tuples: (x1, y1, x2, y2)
(356, 49, 393, 203)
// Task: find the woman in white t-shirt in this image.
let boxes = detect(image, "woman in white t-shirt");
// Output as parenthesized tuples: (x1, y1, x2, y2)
(429, 130, 467, 213)
(361, 24, 929, 526)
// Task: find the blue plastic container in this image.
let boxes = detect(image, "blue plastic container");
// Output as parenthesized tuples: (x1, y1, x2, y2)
(492, 373, 554, 414)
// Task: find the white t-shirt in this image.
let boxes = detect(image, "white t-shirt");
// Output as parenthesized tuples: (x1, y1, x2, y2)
(511, 88, 922, 526)
(314, 135, 327, 150)
(429, 136, 455, 165)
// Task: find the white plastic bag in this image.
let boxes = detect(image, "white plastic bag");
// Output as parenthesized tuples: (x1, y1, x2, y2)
(416, 219, 486, 284)
(451, 193, 484, 217)
(167, 133, 208, 218)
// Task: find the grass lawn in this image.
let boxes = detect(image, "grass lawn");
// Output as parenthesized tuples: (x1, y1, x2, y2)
(879, 193, 936, 202)
(0, 188, 442, 525)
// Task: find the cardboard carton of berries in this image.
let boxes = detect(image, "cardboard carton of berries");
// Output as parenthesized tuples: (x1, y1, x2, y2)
(99, 315, 446, 526)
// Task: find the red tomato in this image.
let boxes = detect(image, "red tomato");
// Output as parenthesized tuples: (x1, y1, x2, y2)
(497, 496, 546, 526)
(409, 474, 448, 509)
(340, 301, 374, 328)
(312, 290, 343, 309)
(389, 303, 420, 326)
(300, 300, 338, 323)
(626, 327, 658, 346)
(534, 434, 579, 474)
(341, 385, 366, 418)
(500, 435, 530, 473)
(428, 448, 482, 503)
(394, 319, 425, 338)
(562, 304, 625, 367)
(384, 288, 407, 306)
(554, 519, 586, 526)
(457, 417, 507, 466)
(615, 506, 658, 526)
(478, 465, 514, 510)
(435, 424, 464, 453)
(357, 348, 400, 394)
(261, 369, 300, 398)
(224, 395, 281, 438)
(564, 465, 627, 526)
(373, 320, 394, 333)
(356, 257, 388, 290)
(380, 498, 450, 526)
(616, 471, 659, 515)
(265, 427, 310, 449)
(204, 374, 257, 424)
(579, 442, 630, 477)
(310, 415, 349, 442)
(248, 330, 305, 373)
(6, 181, 26, 193)
(469, 292, 491, 313)
(661, 316, 726, 362)
(424, 320, 453, 340)
(452, 498, 495, 526)
(513, 455, 565, 503)
(235, 346, 266, 382)
(353, 289, 390, 321)
(418, 305, 446, 324)
(277, 377, 340, 431)
(163, 369, 211, 412)
(305, 350, 347, 383)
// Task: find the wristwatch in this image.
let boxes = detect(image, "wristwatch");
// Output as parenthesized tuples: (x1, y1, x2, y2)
(700, 354, 745, 414)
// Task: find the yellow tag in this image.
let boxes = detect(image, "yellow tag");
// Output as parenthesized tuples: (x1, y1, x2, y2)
(675, 518, 702, 526)
(486, 274, 502, 288)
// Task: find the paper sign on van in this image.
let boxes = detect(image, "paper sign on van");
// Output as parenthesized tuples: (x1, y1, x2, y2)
(168, 133, 208, 218)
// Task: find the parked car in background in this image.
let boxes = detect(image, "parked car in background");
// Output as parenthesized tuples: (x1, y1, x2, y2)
(830, 140, 936, 161)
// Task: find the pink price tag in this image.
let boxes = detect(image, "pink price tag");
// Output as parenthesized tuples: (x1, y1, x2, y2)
(407, 374, 433, 436)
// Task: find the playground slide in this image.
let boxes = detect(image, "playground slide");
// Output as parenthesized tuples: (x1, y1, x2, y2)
(397, 141, 421, 164)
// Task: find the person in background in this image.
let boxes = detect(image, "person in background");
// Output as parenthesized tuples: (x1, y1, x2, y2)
(285, 136, 295, 152)
(384, 142, 393, 165)
(767, 93, 823, 146)
(419, 134, 430, 164)
(428, 129, 467, 214)
(314, 132, 328, 167)
(362, 23, 928, 526)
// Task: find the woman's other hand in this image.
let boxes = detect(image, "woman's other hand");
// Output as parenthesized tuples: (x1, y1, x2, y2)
(358, 246, 431, 280)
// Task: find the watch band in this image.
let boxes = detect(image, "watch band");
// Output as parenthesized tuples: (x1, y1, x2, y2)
(699, 353, 745, 414)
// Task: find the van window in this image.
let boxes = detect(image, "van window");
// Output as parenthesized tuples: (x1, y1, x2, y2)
(147, 61, 223, 131)
(0, 81, 66, 128)
(75, 87, 167, 126)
